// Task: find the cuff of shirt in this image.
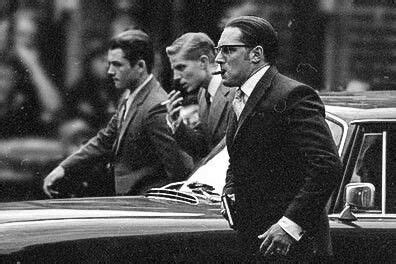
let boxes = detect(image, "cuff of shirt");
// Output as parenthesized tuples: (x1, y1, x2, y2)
(278, 216, 304, 241)
(166, 115, 181, 134)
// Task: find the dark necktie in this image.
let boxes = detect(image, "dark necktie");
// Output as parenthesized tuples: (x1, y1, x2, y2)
(205, 90, 211, 107)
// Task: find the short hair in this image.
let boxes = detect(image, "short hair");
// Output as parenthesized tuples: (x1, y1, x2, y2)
(166, 32, 216, 63)
(109, 29, 154, 73)
(225, 16, 278, 64)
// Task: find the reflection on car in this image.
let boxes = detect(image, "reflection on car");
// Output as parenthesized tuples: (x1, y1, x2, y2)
(1, 91, 396, 263)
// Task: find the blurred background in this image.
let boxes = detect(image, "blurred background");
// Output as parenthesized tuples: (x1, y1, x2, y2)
(0, 0, 395, 201)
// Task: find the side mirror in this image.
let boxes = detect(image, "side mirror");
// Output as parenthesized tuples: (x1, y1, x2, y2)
(345, 182, 375, 209)
(339, 183, 375, 221)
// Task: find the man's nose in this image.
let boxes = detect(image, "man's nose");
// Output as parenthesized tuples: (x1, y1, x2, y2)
(107, 65, 114, 76)
(173, 70, 181, 81)
(215, 52, 224, 65)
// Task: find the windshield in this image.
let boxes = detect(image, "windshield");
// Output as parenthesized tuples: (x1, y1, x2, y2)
(180, 145, 229, 195)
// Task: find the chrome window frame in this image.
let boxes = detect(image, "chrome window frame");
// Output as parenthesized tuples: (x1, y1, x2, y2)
(325, 112, 348, 156)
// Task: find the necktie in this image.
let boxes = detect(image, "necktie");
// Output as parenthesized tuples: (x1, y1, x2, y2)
(205, 90, 211, 107)
(201, 90, 211, 122)
(232, 89, 245, 120)
(118, 97, 128, 130)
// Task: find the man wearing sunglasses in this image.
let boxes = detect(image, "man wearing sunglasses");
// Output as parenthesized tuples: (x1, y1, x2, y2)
(216, 16, 342, 262)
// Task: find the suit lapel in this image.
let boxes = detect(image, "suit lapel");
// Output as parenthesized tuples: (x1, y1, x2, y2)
(208, 83, 229, 135)
(115, 78, 157, 154)
(232, 66, 278, 144)
(226, 111, 238, 148)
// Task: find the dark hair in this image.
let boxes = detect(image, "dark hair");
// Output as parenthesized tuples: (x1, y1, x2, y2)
(108, 29, 154, 73)
(166, 32, 216, 63)
(226, 16, 278, 64)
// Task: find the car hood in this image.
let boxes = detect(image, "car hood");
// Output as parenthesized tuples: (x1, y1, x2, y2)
(0, 196, 228, 255)
(0, 196, 221, 224)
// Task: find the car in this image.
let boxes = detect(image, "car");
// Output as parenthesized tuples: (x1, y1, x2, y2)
(0, 138, 64, 202)
(1, 91, 396, 263)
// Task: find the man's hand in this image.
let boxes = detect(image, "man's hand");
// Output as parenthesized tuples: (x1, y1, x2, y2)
(220, 193, 235, 220)
(43, 166, 66, 198)
(165, 90, 183, 123)
(258, 223, 295, 257)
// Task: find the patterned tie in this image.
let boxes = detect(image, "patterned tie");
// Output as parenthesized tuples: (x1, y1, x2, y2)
(232, 88, 245, 120)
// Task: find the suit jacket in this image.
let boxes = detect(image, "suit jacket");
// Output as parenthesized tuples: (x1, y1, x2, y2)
(224, 66, 342, 256)
(61, 77, 193, 195)
(175, 82, 235, 159)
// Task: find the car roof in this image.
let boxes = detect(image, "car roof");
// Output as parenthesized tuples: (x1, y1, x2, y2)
(321, 91, 396, 122)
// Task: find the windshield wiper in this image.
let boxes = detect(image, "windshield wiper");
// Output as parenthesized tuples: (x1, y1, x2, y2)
(187, 182, 220, 202)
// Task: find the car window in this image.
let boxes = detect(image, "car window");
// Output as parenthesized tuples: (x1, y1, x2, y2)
(347, 126, 396, 214)
(326, 118, 343, 148)
(350, 133, 383, 212)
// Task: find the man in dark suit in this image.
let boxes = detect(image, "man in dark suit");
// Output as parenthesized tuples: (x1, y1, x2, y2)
(43, 30, 193, 197)
(215, 16, 343, 262)
(165, 32, 235, 160)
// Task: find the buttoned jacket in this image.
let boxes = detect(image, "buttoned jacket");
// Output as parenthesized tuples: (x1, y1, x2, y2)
(224, 66, 342, 256)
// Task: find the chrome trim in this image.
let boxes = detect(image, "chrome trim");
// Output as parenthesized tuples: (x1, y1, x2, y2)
(329, 213, 396, 218)
(145, 189, 199, 205)
(351, 119, 396, 124)
(326, 112, 348, 155)
(382, 131, 387, 216)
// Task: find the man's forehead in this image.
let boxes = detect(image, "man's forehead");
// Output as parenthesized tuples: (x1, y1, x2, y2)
(169, 52, 193, 67)
(217, 27, 243, 45)
(108, 48, 125, 60)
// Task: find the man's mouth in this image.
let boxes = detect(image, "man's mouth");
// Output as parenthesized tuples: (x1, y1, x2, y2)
(212, 69, 226, 75)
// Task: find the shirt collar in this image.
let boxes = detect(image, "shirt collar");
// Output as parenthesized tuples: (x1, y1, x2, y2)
(207, 74, 222, 98)
(240, 64, 270, 98)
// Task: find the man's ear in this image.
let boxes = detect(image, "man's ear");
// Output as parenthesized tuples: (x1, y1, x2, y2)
(136, 59, 147, 72)
(199, 55, 209, 69)
(250, 46, 264, 64)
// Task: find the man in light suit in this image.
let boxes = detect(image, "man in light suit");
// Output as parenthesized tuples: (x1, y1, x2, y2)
(165, 32, 235, 161)
(215, 16, 342, 262)
(43, 30, 193, 197)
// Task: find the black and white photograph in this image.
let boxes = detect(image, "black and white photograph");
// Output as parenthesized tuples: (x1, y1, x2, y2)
(0, 0, 395, 263)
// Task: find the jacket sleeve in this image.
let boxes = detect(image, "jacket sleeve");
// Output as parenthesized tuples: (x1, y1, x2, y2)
(174, 121, 211, 159)
(60, 112, 119, 172)
(223, 161, 235, 195)
(146, 103, 194, 182)
(282, 86, 343, 231)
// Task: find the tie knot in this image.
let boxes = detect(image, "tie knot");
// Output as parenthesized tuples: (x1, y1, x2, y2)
(122, 97, 128, 106)
(235, 89, 244, 101)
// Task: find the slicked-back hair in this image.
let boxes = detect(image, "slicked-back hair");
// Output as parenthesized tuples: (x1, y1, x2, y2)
(109, 29, 154, 73)
(166, 32, 216, 63)
(225, 16, 279, 65)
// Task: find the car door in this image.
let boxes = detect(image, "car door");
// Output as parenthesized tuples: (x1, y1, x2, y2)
(329, 122, 396, 263)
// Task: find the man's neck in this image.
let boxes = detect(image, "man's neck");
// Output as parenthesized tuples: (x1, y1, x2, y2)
(248, 62, 270, 80)
(129, 72, 150, 92)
